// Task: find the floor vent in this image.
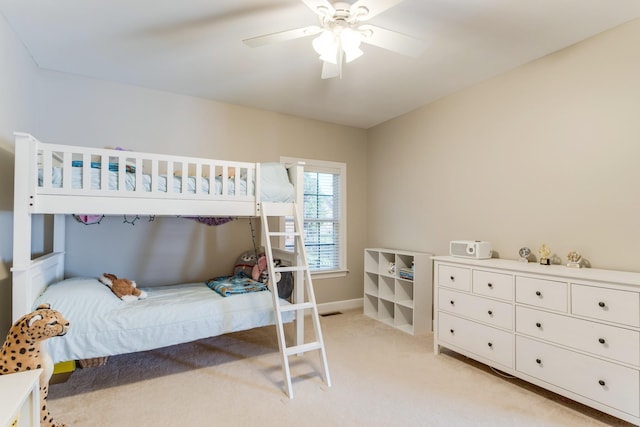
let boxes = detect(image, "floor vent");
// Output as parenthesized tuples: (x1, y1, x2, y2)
(320, 311, 343, 317)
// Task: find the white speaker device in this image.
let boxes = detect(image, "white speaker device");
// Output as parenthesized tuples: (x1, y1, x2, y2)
(450, 240, 493, 259)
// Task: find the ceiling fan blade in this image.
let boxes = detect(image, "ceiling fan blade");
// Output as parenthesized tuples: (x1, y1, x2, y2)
(350, 0, 404, 21)
(243, 26, 322, 48)
(301, 0, 335, 18)
(358, 24, 426, 58)
(321, 61, 340, 79)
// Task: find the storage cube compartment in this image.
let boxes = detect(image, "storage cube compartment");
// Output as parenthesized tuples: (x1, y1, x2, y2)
(395, 254, 413, 269)
(364, 249, 379, 273)
(395, 304, 414, 333)
(364, 294, 378, 318)
(379, 275, 395, 300)
(396, 280, 414, 307)
(379, 252, 396, 277)
(379, 299, 395, 325)
(364, 272, 379, 296)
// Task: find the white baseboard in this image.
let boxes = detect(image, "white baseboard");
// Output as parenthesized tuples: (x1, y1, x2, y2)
(317, 298, 363, 315)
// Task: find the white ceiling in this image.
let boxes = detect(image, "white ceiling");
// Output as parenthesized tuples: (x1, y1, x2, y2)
(2, 0, 640, 129)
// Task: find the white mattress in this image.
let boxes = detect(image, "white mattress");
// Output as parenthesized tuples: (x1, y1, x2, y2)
(34, 277, 293, 363)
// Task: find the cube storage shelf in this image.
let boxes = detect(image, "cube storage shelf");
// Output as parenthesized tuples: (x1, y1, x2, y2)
(364, 248, 432, 335)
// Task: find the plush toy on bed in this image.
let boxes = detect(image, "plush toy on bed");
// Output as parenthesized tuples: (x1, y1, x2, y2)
(233, 250, 270, 280)
(0, 303, 70, 427)
(233, 250, 260, 277)
(232, 250, 294, 299)
(99, 273, 148, 302)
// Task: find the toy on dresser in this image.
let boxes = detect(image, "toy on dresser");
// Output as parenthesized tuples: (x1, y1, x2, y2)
(0, 304, 70, 427)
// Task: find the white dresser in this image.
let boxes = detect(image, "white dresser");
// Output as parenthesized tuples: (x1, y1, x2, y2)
(0, 369, 41, 427)
(433, 256, 640, 425)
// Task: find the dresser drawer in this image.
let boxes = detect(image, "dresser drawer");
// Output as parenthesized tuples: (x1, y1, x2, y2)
(439, 288, 513, 330)
(516, 335, 639, 417)
(516, 306, 640, 366)
(438, 265, 471, 292)
(572, 284, 640, 327)
(438, 312, 513, 368)
(473, 270, 513, 301)
(516, 276, 568, 312)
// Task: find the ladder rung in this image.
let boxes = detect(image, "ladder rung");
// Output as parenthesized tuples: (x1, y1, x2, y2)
(279, 302, 314, 312)
(268, 231, 301, 237)
(275, 265, 307, 273)
(285, 341, 322, 356)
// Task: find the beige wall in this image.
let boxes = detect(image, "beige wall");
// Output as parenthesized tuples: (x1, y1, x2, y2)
(367, 19, 640, 272)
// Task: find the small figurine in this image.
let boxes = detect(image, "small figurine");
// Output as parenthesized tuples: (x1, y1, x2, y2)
(388, 262, 396, 275)
(538, 244, 551, 265)
(567, 251, 582, 268)
(518, 247, 532, 263)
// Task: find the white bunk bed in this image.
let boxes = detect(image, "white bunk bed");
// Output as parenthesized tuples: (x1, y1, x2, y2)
(11, 132, 305, 364)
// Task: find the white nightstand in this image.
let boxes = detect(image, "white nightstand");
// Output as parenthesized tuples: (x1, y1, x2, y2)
(0, 369, 41, 427)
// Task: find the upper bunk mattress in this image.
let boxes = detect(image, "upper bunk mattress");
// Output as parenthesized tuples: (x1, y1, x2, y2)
(38, 161, 295, 202)
(34, 277, 293, 363)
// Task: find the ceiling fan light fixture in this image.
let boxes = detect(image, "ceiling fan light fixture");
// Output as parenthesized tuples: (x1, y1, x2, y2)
(344, 46, 363, 63)
(245, 0, 423, 79)
(312, 30, 335, 56)
(340, 27, 363, 63)
(319, 49, 339, 64)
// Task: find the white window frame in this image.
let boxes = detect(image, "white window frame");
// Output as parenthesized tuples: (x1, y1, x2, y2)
(281, 157, 347, 279)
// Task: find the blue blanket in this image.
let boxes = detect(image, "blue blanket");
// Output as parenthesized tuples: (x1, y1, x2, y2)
(206, 273, 268, 297)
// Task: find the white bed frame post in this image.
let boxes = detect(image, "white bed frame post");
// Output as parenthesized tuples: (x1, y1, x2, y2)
(12, 133, 35, 269)
(12, 133, 36, 321)
(11, 133, 65, 321)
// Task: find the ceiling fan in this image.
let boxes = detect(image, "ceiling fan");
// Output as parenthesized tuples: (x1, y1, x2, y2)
(243, 0, 426, 79)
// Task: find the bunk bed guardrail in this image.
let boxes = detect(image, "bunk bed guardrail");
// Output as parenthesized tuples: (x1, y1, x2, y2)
(14, 132, 263, 217)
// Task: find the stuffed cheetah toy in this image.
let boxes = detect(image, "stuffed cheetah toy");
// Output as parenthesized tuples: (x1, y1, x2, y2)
(0, 303, 70, 427)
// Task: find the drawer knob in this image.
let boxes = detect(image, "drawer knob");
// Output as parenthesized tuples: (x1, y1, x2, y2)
(487, 283, 493, 288)
(487, 342, 493, 348)
(598, 380, 606, 387)
(487, 310, 493, 316)
(450, 300, 455, 306)
(598, 301, 606, 308)
(598, 338, 606, 344)
(450, 276, 455, 282)
(449, 329, 455, 334)
(535, 358, 542, 365)
(535, 322, 542, 328)
(535, 291, 542, 297)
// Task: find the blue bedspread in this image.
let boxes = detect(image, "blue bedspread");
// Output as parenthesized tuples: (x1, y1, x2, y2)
(206, 274, 268, 297)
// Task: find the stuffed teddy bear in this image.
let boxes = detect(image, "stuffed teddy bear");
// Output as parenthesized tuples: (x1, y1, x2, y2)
(99, 273, 147, 302)
(233, 250, 260, 277)
(0, 303, 69, 427)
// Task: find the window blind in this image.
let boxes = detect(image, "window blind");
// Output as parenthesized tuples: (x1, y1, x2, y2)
(285, 170, 341, 271)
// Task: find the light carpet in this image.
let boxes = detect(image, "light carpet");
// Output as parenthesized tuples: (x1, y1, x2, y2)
(49, 310, 632, 426)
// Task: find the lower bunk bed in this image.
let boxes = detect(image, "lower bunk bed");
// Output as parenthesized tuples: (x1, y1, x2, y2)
(35, 274, 294, 364)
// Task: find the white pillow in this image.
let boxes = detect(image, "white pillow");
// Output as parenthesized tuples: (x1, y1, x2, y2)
(33, 277, 123, 329)
(260, 162, 294, 202)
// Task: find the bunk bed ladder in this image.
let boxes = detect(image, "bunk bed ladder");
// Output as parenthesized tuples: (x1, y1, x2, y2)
(260, 202, 331, 399)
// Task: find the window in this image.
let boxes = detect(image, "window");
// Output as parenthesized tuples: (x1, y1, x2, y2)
(280, 157, 347, 276)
